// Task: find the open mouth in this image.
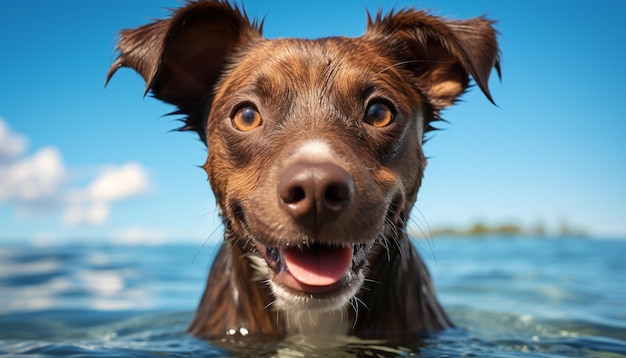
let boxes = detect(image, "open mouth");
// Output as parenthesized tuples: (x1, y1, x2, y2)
(255, 240, 374, 297)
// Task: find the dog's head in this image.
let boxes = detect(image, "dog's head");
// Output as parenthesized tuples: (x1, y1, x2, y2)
(107, 1, 499, 316)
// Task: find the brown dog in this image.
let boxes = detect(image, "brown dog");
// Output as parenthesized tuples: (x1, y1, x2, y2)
(107, 0, 499, 341)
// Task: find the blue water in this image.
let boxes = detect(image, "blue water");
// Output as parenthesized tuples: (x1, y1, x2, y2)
(1, 236, 624, 357)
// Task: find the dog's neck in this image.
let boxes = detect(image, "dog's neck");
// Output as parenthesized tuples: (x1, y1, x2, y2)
(351, 235, 452, 338)
(284, 308, 352, 336)
(188, 231, 450, 340)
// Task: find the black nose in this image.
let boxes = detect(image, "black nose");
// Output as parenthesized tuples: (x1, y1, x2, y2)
(277, 162, 354, 230)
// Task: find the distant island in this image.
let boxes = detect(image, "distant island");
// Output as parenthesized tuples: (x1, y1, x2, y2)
(415, 221, 587, 238)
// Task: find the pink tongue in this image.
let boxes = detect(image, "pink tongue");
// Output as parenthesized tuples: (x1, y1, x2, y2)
(283, 245, 353, 286)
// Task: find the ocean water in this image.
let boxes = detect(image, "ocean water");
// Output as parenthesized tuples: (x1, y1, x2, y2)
(0, 236, 624, 357)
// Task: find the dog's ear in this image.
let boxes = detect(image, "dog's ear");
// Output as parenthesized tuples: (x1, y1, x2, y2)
(366, 9, 500, 111)
(106, 1, 263, 142)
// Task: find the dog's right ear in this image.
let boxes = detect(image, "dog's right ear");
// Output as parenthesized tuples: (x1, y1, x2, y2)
(106, 0, 263, 142)
(365, 9, 500, 112)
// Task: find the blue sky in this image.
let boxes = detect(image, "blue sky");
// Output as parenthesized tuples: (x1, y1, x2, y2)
(1, 0, 624, 244)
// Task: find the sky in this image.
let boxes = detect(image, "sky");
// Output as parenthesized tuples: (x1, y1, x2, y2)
(1, 0, 624, 245)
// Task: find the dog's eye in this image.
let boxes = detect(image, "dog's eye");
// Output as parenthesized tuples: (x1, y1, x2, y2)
(232, 105, 262, 131)
(364, 102, 394, 128)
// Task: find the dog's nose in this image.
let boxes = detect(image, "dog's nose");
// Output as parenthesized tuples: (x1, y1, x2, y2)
(277, 162, 354, 229)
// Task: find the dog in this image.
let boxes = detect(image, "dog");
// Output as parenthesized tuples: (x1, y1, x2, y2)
(106, 0, 500, 341)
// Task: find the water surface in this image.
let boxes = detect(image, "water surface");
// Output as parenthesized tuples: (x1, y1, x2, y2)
(1, 236, 624, 357)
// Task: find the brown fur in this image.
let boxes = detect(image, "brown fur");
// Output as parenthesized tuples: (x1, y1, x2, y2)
(107, 0, 500, 341)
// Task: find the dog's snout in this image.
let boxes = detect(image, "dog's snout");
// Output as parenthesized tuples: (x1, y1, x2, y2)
(277, 162, 354, 229)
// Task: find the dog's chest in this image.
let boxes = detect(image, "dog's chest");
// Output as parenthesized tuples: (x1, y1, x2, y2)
(284, 309, 351, 335)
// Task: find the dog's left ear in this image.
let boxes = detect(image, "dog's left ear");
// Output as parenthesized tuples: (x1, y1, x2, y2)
(366, 10, 500, 111)
(106, 1, 263, 142)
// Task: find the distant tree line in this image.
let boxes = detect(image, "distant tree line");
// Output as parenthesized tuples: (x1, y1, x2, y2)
(420, 221, 587, 238)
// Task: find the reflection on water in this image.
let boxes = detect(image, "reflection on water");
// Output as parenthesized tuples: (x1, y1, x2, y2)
(0, 244, 211, 314)
(0, 237, 625, 357)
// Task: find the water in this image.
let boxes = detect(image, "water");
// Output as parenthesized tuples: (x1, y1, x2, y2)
(0, 236, 624, 357)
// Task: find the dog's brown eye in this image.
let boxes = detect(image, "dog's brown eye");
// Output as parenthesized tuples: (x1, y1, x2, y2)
(364, 102, 394, 128)
(232, 105, 262, 131)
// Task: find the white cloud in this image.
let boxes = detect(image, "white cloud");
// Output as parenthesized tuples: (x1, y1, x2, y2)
(0, 147, 66, 203)
(62, 201, 110, 226)
(63, 163, 150, 226)
(0, 118, 28, 161)
(87, 163, 150, 202)
(0, 117, 152, 226)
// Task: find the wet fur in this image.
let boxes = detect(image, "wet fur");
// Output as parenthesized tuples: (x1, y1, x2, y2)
(107, 0, 500, 341)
